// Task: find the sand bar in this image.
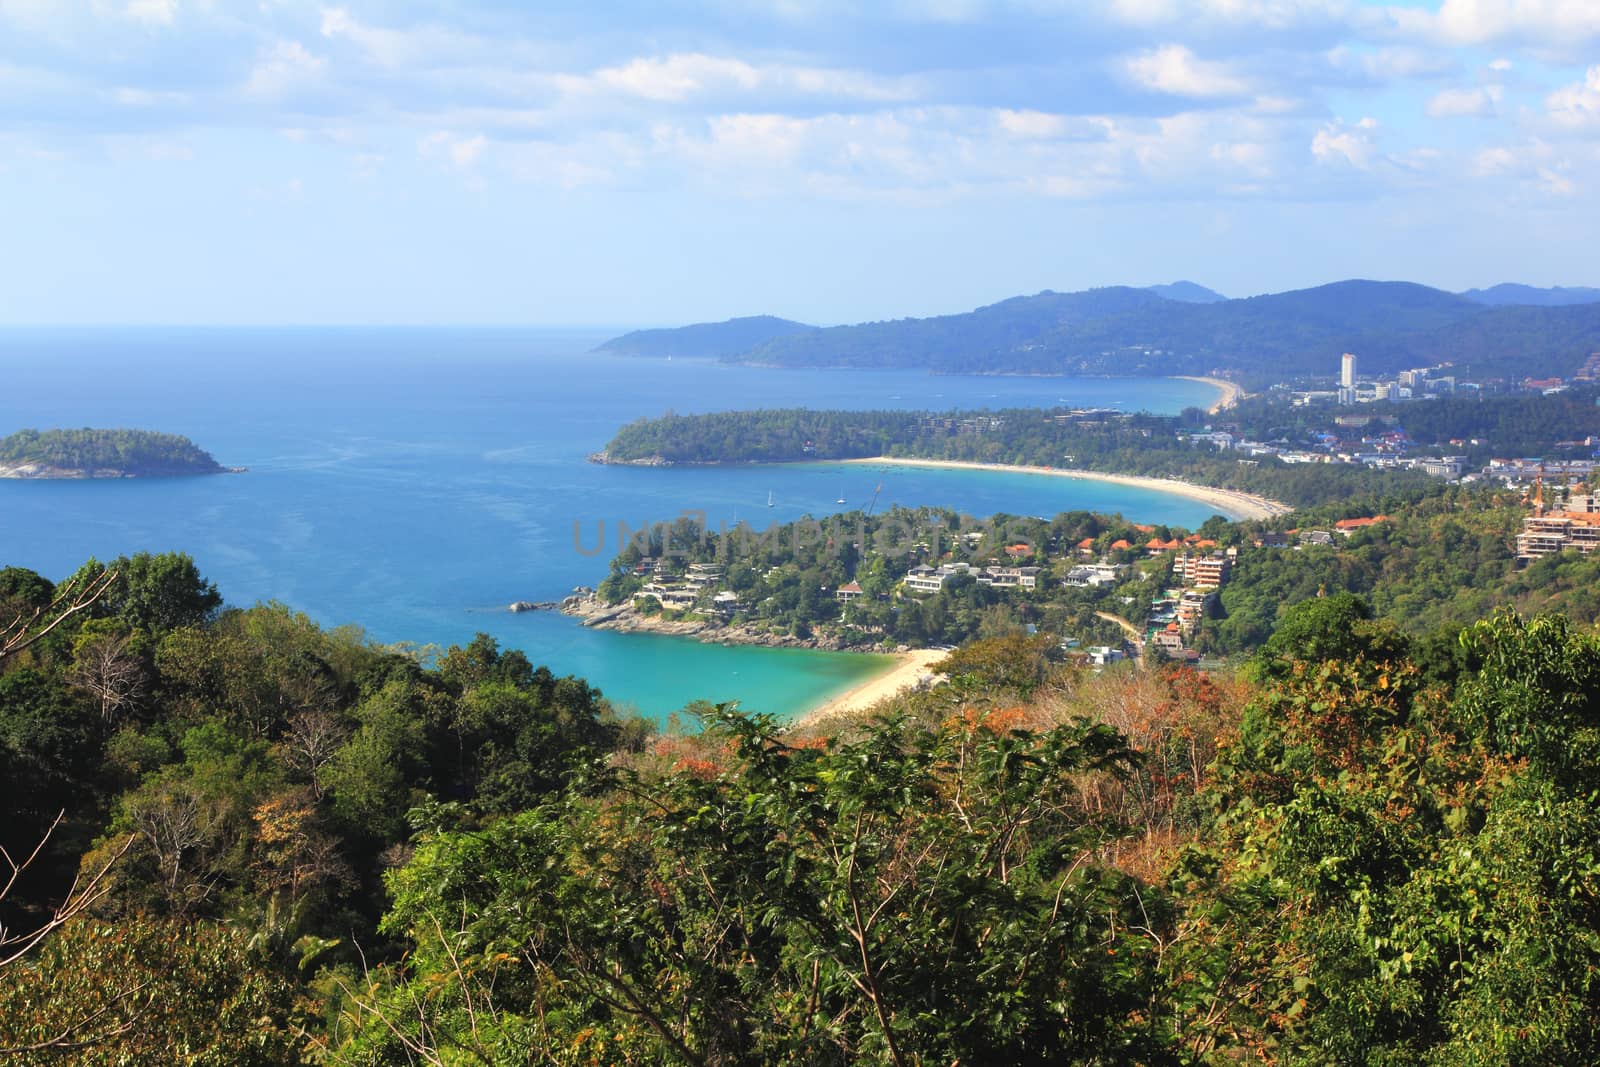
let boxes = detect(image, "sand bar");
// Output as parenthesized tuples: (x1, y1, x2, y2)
(798, 648, 947, 730)
(841, 456, 1291, 520)
(1175, 375, 1245, 414)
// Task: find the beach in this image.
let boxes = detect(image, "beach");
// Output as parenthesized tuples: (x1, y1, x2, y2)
(798, 648, 948, 730)
(841, 457, 1291, 520)
(1176, 375, 1245, 413)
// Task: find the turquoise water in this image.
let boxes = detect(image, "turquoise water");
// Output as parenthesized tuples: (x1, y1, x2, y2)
(0, 328, 1221, 720)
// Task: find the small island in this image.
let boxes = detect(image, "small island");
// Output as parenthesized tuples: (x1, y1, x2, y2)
(0, 428, 234, 479)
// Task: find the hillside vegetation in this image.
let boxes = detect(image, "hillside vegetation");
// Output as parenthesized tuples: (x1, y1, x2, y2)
(6, 551, 1600, 1062)
(0, 428, 225, 477)
(598, 405, 1442, 510)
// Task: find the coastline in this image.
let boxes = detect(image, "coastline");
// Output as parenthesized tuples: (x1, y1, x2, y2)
(0, 462, 236, 479)
(839, 457, 1291, 520)
(562, 594, 873, 652)
(1175, 375, 1244, 414)
(795, 648, 948, 732)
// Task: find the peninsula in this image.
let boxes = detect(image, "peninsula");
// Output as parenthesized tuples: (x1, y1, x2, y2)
(588, 404, 1444, 512)
(0, 428, 231, 479)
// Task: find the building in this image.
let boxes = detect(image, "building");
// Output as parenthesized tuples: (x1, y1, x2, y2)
(1173, 552, 1231, 588)
(1416, 457, 1465, 479)
(640, 582, 699, 611)
(1176, 590, 1217, 634)
(903, 562, 972, 594)
(976, 566, 1041, 591)
(711, 591, 742, 614)
(1065, 564, 1123, 588)
(1334, 515, 1389, 535)
(1516, 513, 1600, 561)
(1148, 627, 1187, 660)
(685, 563, 724, 589)
(1341, 352, 1359, 388)
(835, 581, 864, 603)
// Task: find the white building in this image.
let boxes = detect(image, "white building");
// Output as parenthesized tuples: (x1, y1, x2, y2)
(1341, 352, 1359, 388)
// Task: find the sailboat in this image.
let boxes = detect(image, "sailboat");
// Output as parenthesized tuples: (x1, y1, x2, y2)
(835, 486, 846, 505)
(766, 490, 775, 508)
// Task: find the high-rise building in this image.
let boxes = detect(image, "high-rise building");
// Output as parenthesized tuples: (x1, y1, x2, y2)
(1341, 352, 1358, 388)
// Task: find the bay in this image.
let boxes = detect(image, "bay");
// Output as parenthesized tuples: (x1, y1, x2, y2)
(0, 327, 1222, 720)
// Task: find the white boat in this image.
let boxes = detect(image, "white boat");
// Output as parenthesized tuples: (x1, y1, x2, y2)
(835, 486, 846, 504)
(767, 490, 775, 508)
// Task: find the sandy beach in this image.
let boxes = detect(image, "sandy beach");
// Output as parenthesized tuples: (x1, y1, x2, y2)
(841, 457, 1291, 520)
(798, 648, 948, 730)
(1176, 375, 1245, 413)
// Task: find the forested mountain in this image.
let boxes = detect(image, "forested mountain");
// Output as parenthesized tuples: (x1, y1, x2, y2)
(595, 280, 1600, 382)
(1460, 282, 1600, 306)
(595, 314, 816, 357)
(1145, 280, 1227, 303)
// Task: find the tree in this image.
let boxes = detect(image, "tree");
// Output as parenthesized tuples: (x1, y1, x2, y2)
(0, 565, 118, 665)
(101, 552, 222, 635)
(0, 916, 305, 1065)
(1165, 610, 1600, 1063)
(334, 709, 1168, 1065)
(68, 620, 151, 723)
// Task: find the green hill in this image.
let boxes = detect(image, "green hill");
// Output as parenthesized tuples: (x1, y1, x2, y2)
(0, 428, 227, 478)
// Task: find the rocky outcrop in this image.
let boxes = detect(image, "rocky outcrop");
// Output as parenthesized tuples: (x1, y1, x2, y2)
(587, 451, 673, 467)
(560, 593, 875, 651)
(0, 462, 245, 479)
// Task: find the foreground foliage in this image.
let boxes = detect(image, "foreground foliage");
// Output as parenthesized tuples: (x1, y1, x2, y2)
(6, 550, 1600, 1063)
(336, 709, 1164, 1066)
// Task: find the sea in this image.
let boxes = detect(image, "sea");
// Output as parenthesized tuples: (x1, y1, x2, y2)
(0, 327, 1223, 721)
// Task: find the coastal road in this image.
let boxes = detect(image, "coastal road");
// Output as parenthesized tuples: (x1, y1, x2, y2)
(1095, 611, 1144, 663)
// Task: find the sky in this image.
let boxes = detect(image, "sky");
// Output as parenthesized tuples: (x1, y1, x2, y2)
(0, 0, 1597, 327)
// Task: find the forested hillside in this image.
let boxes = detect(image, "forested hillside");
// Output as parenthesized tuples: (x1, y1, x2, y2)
(6, 551, 1600, 1062)
(594, 281, 1600, 382)
(0, 429, 225, 477)
(597, 405, 1442, 510)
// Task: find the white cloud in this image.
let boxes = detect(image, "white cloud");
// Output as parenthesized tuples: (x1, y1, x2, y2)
(1311, 115, 1376, 168)
(1537, 165, 1575, 195)
(114, 86, 188, 107)
(1123, 44, 1251, 98)
(1471, 145, 1518, 174)
(995, 109, 1070, 139)
(1547, 66, 1600, 127)
(559, 52, 918, 105)
(125, 0, 176, 25)
(1426, 84, 1503, 118)
(420, 130, 488, 169)
(318, 7, 509, 70)
(1108, 0, 1352, 32)
(1383, 0, 1600, 48)
(245, 40, 326, 98)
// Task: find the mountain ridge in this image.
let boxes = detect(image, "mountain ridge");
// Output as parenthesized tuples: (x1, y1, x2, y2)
(1459, 283, 1600, 307)
(597, 280, 1600, 383)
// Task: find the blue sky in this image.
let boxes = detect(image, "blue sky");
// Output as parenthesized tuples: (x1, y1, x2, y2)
(0, 0, 1597, 326)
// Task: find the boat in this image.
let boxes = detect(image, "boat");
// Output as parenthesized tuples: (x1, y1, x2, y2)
(767, 490, 775, 508)
(836, 485, 846, 505)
